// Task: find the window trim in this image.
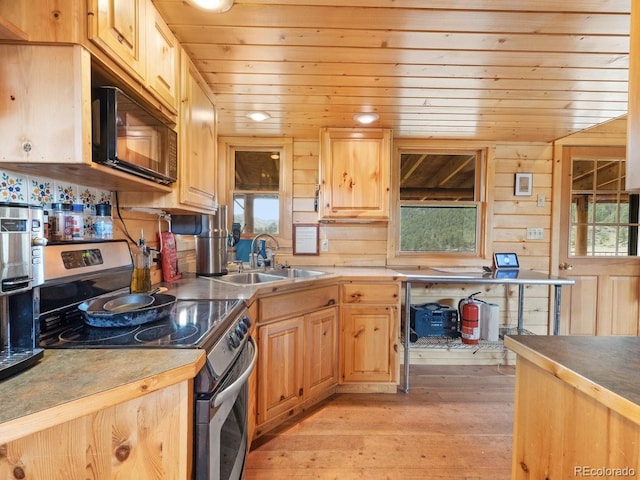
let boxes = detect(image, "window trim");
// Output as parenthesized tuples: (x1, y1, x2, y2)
(387, 139, 493, 267)
(219, 137, 293, 242)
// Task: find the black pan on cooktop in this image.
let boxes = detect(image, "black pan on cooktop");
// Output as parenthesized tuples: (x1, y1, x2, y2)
(41, 299, 242, 349)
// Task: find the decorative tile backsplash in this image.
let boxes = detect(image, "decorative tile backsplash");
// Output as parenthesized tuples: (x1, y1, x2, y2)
(0, 168, 112, 237)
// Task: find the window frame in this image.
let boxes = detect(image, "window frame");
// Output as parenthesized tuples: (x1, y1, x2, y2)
(387, 140, 492, 267)
(220, 137, 293, 242)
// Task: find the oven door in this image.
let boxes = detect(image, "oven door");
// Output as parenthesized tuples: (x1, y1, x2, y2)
(195, 336, 256, 480)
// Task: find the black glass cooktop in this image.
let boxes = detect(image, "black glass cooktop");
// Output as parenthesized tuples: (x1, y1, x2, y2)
(41, 299, 242, 349)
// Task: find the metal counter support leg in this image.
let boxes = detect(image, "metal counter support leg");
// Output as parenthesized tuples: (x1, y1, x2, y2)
(517, 284, 524, 330)
(553, 285, 562, 335)
(403, 283, 411, 393)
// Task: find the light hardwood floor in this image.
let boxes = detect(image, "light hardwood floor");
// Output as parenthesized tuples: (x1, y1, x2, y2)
(245, 365, 515, 479)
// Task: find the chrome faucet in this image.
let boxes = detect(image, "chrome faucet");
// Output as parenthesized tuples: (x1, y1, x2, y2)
(249, 233, 280, 269)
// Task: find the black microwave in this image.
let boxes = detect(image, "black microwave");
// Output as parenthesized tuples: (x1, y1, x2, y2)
(91, 86, 177, 185)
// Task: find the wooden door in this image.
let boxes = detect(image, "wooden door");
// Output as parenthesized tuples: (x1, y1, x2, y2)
(257, 317, 304, 424)
(89, 0, 145, 81)
(146, 5, 179, 113)
(304, 307, 338, 398)
(559, 146, 640, 335)
(341, 305, 396, 383)
(179, 56, 217, 209)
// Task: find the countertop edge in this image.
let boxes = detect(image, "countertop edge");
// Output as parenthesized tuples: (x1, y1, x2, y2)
(504, 335, 640, 425)
(0, 349, 206, 443)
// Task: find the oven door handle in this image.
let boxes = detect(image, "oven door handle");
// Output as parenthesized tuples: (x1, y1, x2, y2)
(213, 336, 257, 408)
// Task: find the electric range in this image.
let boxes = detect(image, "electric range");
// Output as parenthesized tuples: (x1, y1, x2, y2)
(37, 240, 251, 379)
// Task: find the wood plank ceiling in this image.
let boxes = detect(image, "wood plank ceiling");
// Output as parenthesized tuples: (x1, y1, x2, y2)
(152, 0, 630, 142)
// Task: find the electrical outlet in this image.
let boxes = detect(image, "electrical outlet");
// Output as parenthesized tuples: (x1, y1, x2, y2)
(321, 238, 329, 251)
(537, 193, 546, 207)
(526, 228, 544, 240)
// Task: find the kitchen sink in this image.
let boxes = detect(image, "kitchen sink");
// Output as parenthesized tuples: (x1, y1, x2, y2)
(216, 272, 287, 285)
(213, 268, 327, 285)
(266, 268, 327, 279)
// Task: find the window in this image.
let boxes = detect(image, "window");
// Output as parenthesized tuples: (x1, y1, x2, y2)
(233, 150, 280, 234)
(569, 151, 639, 256)
(396, 149, 484, 255)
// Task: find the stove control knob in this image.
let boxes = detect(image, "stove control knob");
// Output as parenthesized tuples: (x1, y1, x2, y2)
(242, 316, 252, 329)
(228, 331, 241, 349)
(237, 322, 248, 335)
(235, 325, 246, 339)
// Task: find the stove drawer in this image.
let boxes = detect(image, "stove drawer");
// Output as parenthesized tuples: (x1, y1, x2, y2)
(259, 285, 338, 322)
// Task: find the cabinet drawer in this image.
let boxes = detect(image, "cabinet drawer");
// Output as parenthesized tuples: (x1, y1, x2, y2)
(259, 285, 339, 322)
(341, 282, 400, 305)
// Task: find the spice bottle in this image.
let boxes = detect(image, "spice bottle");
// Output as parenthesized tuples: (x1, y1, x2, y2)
(93, 203, 113, 239)
(50, 203, 73, 241)
(71, 204, 84, 240)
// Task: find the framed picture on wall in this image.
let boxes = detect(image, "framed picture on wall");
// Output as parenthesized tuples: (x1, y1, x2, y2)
(514, 173, 533, 196)
(293, 224, 319, 255)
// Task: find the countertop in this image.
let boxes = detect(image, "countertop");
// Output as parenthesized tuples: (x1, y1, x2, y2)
(397, 266, 575, 285)
(0, 348, 205, 443)
(0, 266, 573, 444)
(505, 335, 640, 425)
(163, 266, 573, 302)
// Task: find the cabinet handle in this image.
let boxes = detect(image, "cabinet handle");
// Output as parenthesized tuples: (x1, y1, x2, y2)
(327, 298, 336, 306)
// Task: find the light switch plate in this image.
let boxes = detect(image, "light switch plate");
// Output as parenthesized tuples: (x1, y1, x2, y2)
(526, 228, 544, 240)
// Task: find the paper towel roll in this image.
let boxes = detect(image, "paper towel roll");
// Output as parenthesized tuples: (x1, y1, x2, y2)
(480, 302, 500, 341)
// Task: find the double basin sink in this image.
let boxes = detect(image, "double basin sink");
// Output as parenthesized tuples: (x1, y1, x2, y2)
(215, 268, 327, 286)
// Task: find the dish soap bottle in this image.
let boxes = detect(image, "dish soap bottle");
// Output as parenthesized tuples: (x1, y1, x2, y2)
(131, 237, 151, 293)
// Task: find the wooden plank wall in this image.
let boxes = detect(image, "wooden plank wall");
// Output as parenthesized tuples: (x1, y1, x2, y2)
(287, 138, 554, 333)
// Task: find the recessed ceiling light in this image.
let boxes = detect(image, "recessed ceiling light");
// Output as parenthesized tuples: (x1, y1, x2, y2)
(246, 111, 271, 122)
(188, 0, 234, 13)
(353, 113, 380, 124)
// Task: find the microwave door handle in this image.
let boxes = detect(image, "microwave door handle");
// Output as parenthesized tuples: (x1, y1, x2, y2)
(212, 336, 257, 408)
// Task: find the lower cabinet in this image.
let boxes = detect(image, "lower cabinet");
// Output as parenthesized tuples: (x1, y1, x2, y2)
(0, 381, 192, 479)
(340, 281, 400, 391)
(256, 285, 339, 435)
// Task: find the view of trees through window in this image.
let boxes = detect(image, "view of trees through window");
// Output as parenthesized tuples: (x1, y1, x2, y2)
(233, 151, 280, 234)
(570, 156, 639, 256)
(399, 151, 481, 253)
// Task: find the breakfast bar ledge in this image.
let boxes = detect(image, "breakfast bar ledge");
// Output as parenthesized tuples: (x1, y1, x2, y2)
(398, 268, 575, 393)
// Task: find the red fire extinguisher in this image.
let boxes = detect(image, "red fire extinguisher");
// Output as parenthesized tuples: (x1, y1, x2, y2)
(458, 293, 481, 345)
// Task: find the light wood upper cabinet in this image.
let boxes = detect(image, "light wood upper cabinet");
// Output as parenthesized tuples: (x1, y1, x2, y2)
(179, 56, 217, 210)
(0, 43, 169, 192)
(146, 5, 180, 112)
(319, 128, 391, 220)
(627, 0, 640, 190)
(117, 53, 217, 212)
(88, 0, 179, 114)
(88, 0, 146, 82)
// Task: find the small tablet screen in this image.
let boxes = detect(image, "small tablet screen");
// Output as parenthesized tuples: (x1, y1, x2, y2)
(494, 252, 519, 269)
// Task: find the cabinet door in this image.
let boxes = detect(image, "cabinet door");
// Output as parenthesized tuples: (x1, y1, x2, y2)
(320, 128, 391, 219)
(257, 317, 304, 424)
(179, 56, 217, 209)
(89, 0, 146, 81)
(0, 44, 92, 166)
(341, 305, 397, 383)
(146, 5, 179, 113)
(305, 307, 339, 398)
(628, 0, 640, 190)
